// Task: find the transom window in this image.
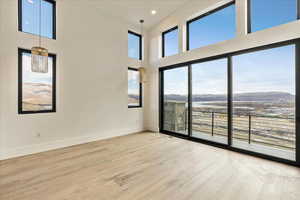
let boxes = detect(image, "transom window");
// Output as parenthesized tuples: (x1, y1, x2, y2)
(248, 0, 299, 33)
(19, 0, 56, 39)
(128, 31, 142, 60)
(162, 26, 179, 57)
(187, 2, 236, 50)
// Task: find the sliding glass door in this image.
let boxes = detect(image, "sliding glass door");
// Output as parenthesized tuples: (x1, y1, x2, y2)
(162, 67, 189, 135)
(160, 40, 299, 165)
(232, 45, 296, 161)
(191, 59, 228, 144)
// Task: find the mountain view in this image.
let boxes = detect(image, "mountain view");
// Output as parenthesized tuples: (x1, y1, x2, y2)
(165, 91, 294, 102)
(128, 94, 140, 106)
(23, 82, 52, 111)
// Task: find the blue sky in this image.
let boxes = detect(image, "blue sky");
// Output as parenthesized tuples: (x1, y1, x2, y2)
(189, 4, 236, 50)
(128, 70, 140, 95)
(192, 59, 227, 95)
(163, 1, 297, 96)
(22, 0, 54, 38)
(164, 45, 295, 95)
(23, 53, 53, 85)
(164, 67, 189, 96)
(187, 0, 297, 49)
(233, 45, 295, 95)
(164, 28, 179, 57)
(251, 0, 297, 32)
(128, 33, 140, 59)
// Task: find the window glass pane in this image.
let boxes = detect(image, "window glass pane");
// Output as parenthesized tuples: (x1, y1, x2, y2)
(250, 0, 297, 32)
(128, 32, 141, 60)
(232, 45, 296, 161)
(21, 52, 54, 112)
(163, 67, 189, 135)
(163, 28, 178, 57)
(128, 69, 141, 107)
(192, 59, 228, 144)
(21, 0, 54, 38)
(188, 4, 235, 50)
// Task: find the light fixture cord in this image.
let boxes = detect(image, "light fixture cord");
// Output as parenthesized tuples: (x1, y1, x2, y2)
(140, 19, 144, 60)
(141, 21, 143, 37)
(39, 0, 42, 47)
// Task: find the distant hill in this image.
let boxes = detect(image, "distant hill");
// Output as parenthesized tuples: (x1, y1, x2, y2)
(165, 92, 295, 102)
(233, 92, 294, 102)
(128, 94, 139, 100)
(22, 82, 52, 111)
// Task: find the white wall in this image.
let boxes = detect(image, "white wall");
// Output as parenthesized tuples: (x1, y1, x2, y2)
(145, 0, 300, 131)
(2, 0, 299, 160)
(0, 0, 148, 160)
(0, 0, 5, 159)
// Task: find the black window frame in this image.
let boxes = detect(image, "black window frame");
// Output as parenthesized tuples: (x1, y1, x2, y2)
(162, 26, 179, 58)
(18, 0, 57, 40)
(247, 0, 300, 33)
(159, 38, 300, 167)
(128, 31, 142, 60)
(18, 48, 57, 114)
(128, 67, 142, 108)
(186, 0, 235, 51)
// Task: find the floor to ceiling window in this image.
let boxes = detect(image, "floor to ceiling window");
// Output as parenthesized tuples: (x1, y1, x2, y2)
(191, 58, 228, 144)
(162, 67, 189, 135)
(232, 44, 296, 161)
(160, 41, 299, 165)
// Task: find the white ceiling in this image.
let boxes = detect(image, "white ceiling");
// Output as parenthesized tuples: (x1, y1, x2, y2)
(83, 0, 192, 29)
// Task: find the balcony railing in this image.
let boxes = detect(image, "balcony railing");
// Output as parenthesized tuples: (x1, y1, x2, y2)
(163, 101, 295, 151)
(192, 110, 295, 150)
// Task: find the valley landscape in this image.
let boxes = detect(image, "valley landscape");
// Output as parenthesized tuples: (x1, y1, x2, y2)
(22, 82, 53, 111)
(164, 91, 296, 151)
(128, 94, 140, 106)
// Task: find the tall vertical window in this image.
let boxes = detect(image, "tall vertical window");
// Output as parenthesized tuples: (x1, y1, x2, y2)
(187, 2, 236, 50)
(192, 59, 228, 144)
(128, 68, 142, 108)
(128, 31, 142, 60)
(162, 67, 189, 135)
(18, 48, 56, 114)
(232, 45, 296, 161)
(249, 0, 299, 33)
(19, 0, 56, 39)
(162, 26, 179, 57)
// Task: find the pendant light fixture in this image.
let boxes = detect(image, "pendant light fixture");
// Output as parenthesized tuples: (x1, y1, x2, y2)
(139, 19, 147, 83)
(31, 0, 48, 73)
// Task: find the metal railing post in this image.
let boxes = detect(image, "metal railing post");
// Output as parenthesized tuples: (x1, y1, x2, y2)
(249, 114, 251, 144)
(185, 109, 187, 131)
(212, 112, 214, 136)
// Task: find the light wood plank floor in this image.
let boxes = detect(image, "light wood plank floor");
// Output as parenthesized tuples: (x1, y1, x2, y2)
(1, 132, 300, 200)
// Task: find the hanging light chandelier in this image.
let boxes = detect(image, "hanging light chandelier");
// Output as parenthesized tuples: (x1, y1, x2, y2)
(139, 19, 147, 83)
(31, 0, 48, 73)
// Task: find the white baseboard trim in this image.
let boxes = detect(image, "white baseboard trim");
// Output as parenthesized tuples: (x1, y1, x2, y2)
(144, 126, 159, 133)
(0, 128, 144, 160)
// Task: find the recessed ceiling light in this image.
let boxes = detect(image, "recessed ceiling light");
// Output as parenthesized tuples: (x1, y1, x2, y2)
(151, 10, 157, 15)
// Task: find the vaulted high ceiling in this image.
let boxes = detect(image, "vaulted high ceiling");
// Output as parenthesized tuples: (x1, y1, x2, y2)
(83, 0, 192, 28)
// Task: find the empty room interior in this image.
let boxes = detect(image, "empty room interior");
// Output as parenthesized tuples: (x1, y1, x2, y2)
(1, 0, 300, 199)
